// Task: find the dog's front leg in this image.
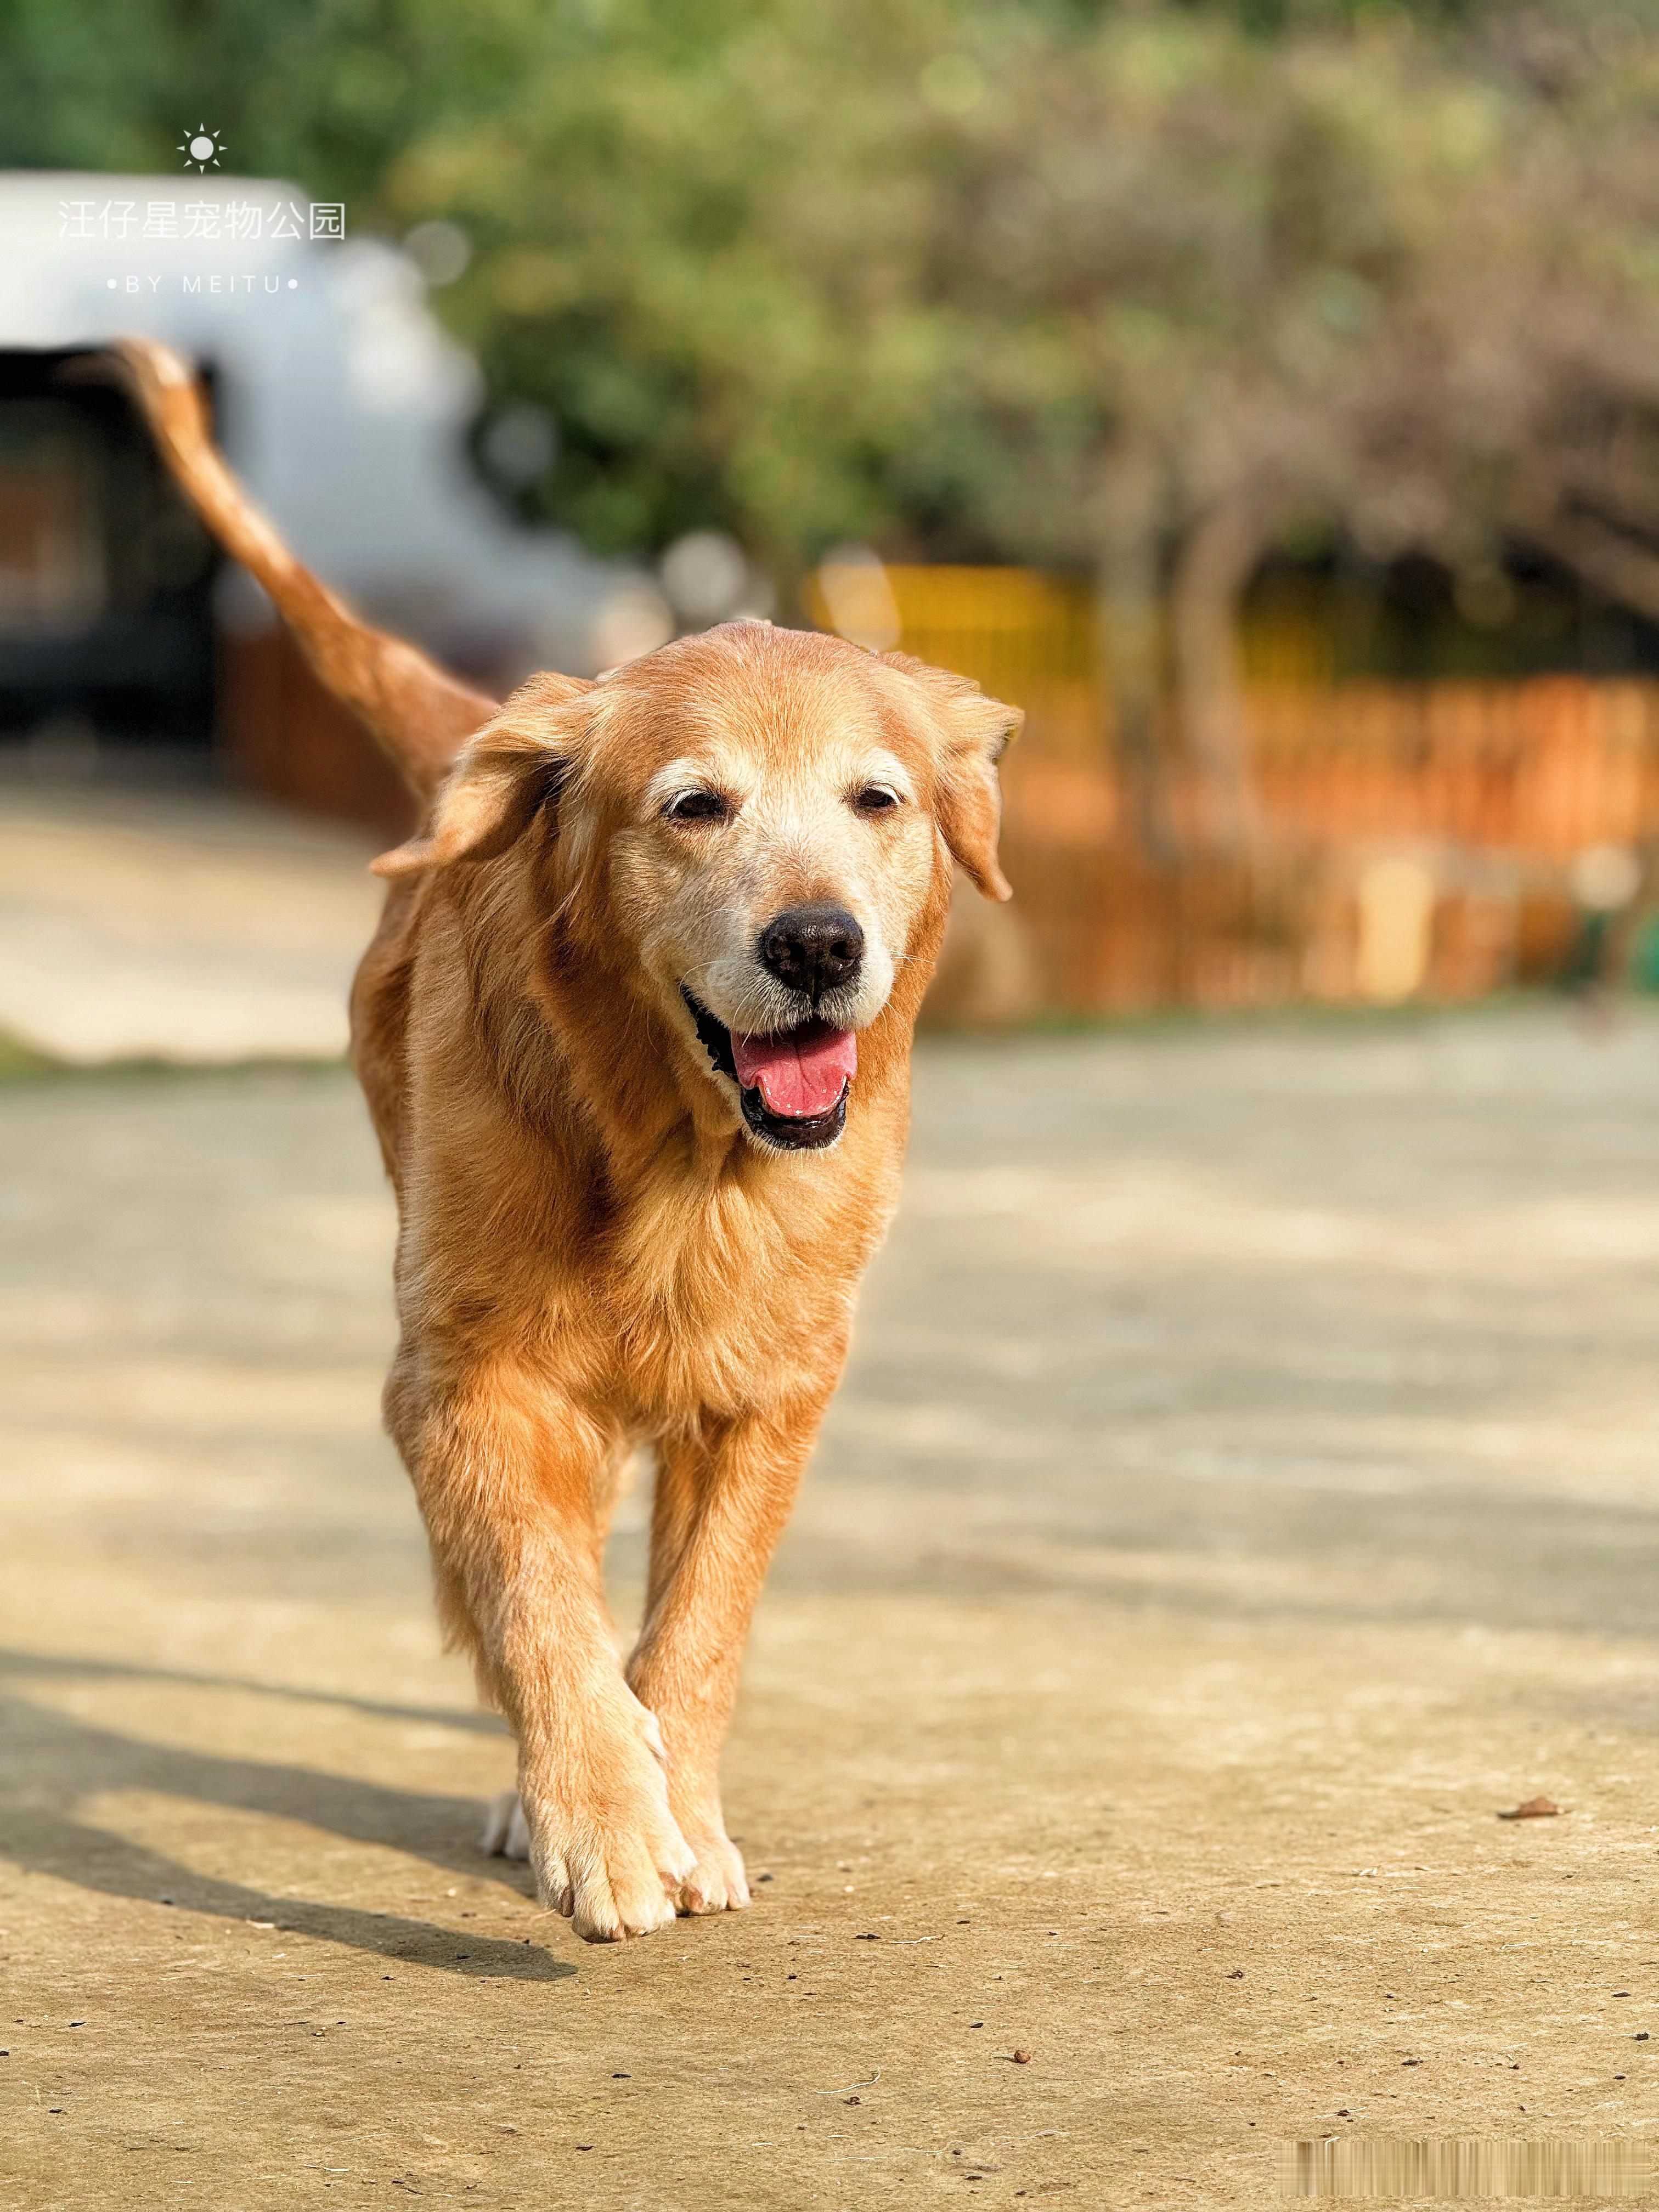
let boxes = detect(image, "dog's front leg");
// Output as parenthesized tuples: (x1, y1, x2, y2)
(627, 1398, 825, 1915)
(396, 1355, 696, 1941)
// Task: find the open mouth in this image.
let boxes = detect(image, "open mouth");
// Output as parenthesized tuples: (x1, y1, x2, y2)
(681, 989, 855, 1152)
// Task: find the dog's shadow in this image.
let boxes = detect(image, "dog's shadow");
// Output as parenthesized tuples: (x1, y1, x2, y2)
(0, 1648, 573, 1982)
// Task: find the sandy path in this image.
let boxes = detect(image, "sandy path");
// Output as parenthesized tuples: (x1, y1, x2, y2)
(1, 1013, 1656, 2207)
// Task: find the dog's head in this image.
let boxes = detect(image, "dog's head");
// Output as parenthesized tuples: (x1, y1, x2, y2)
(374, 622, 1019, 1152)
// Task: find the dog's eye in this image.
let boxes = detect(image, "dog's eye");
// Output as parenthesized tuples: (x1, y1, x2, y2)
(664, 789, 730, 824)
(853, 785, 902, 815)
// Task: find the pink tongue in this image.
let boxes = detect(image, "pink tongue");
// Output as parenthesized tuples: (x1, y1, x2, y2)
(731, 1023, 857, 1118)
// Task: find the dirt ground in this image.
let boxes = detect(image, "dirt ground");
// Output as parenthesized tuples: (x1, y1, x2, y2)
(2, 1008, 1657, 2209)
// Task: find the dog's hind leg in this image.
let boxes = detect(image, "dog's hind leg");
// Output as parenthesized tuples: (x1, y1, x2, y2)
(627, 1397, 827, 1916)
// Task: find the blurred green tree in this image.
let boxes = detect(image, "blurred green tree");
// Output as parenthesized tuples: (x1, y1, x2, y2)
(889, 4, 1659, 840)
(9, 0, 1659, 841)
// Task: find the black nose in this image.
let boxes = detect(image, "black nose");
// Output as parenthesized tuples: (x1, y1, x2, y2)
(759, 904, 865, 1001)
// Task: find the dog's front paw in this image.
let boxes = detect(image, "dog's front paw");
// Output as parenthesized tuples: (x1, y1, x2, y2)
(533, 1794, 696, 1944)
(501, 1690, 696, 1943)
(487, 1791, 748, 1920)
(673, 1822, 751, 1917)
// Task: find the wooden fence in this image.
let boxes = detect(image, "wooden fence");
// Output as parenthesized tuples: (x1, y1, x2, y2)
(874, 567, 1659, 1020)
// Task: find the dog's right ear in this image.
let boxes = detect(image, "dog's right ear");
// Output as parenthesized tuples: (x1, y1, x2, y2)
(370, 674, 594, 878)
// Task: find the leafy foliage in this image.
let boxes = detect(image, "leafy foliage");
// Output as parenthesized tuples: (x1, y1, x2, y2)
(10, 0, 1659, 804)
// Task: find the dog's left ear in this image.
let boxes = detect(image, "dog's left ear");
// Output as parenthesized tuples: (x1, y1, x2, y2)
(370, 674, 593, 878)
(884, 653, 1022, 902)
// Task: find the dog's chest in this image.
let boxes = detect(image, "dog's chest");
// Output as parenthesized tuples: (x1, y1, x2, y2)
(591, 1172, 863, 1423)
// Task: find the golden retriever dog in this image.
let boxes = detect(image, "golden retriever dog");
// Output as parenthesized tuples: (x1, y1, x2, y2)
(110, 335, 1019, 1942)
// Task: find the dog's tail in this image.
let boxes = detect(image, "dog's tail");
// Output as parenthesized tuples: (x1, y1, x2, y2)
(98, 334, 499, 798)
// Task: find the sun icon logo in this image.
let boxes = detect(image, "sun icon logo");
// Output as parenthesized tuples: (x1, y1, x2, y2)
(177, 125, 227, 173)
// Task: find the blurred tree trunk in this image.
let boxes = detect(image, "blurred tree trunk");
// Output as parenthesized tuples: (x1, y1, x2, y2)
(1169, 496, 1271, 855)
(1096, 447, 1172, 864)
